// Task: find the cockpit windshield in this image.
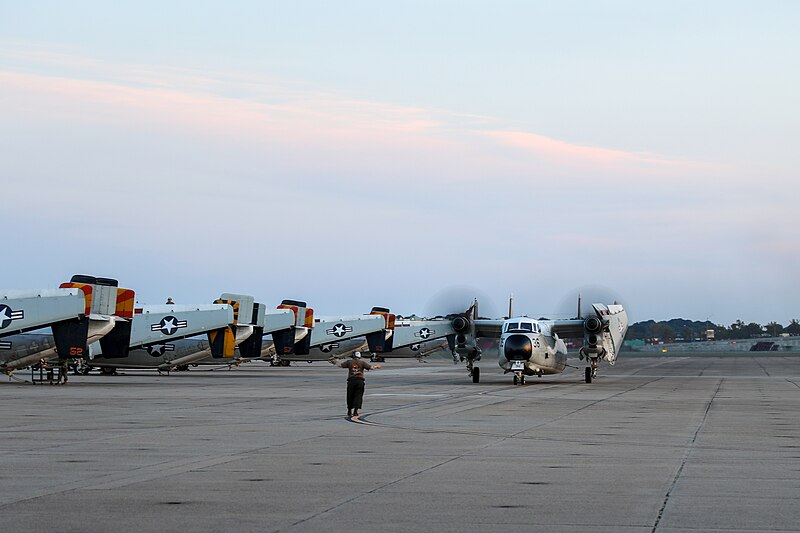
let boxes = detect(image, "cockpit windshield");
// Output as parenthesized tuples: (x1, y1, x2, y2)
(505, 321, 537, 333)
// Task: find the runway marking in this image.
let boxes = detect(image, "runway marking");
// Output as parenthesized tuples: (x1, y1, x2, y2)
(369, 393, 445, 397)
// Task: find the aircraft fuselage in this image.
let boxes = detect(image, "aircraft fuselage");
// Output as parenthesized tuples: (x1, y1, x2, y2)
(498, 330, 568, 376)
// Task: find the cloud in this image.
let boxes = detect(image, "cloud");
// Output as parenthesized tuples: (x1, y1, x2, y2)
(0, 41, 720, 188)
(483, 130, 723, 176)
(3, 42, 794, 323)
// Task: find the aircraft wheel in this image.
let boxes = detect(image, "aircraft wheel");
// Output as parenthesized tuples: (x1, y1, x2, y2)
(281, 360, 291, 367)
(513, 375, 518, 385)
(101, 367, 116, 376)
(585, 367, 592, 383)
(521, 376, 526, 385)
(176, 365, 189, 371)
(472, 367, 480, 383)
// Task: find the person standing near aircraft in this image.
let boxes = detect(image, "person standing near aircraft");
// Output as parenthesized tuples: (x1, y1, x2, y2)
(332, 351, 380, 417)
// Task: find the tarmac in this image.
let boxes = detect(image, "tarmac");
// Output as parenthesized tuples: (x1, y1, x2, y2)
(2, 353, 799, 532)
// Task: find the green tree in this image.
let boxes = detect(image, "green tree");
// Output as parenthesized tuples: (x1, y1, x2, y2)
(742, 322, 764, 339)
(786, 319, 800, 336)
(765, 322, 784, 337)
(728, 320, 745, 338)
(652, 323, 675, 341)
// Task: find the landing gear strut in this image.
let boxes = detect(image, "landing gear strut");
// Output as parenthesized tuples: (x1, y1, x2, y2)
(513, 372, 525, 385)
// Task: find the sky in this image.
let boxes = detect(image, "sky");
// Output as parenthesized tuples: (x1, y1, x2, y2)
(1, 1, 798, 325)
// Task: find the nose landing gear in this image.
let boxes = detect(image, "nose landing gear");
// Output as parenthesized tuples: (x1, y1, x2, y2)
(512, 372, 525, 385)
(584, 357, 599, 383)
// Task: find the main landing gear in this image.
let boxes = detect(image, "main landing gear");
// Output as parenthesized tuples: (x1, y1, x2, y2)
(585, 357, 599, 383)
(513, 372, 525, 386)
(467, 361, 480, 383)
(465, 349, 482, 383)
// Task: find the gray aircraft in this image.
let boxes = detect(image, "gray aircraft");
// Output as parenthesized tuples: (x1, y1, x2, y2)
(441, 299, 629, 384)
(84, 293, 296, 373)
(364, 307, 458, 360)
(263, 300, 388, 364)
(1, 276, 132, 375)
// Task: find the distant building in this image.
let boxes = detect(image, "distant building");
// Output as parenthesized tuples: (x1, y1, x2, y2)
(706, 329, 715, 340)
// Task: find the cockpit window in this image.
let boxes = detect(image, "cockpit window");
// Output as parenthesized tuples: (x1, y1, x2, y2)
(506, 321, 538, 333)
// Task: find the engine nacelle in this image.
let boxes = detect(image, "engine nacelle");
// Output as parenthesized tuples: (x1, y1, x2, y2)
(582, 316, 606, 358)
(452, 316, 471, 333)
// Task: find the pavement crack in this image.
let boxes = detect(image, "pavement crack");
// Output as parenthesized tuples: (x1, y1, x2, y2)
(651, 377, 723, 532)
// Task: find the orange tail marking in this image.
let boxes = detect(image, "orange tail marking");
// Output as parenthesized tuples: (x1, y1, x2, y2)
(60, 282, 93, 315)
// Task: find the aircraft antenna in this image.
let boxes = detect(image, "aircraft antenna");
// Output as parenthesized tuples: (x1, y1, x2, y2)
(508, 293, 513, 318)
(577, 292, 582, 319)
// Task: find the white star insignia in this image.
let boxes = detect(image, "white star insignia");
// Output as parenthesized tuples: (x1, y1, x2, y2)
(0, 307, 11, 327)
(161, 317, 178, 335)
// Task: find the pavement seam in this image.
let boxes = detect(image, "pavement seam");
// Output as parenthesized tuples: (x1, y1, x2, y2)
(281, 455, 462, 532)
(752, 357, 771, 377)
(650, 377, 723, 533)
(0, 431, 337, 507)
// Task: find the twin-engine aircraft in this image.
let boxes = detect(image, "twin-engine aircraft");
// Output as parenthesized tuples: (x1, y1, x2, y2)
(1, 276, 130, 375)
(443, 299, 628, 384)
(86, 299, 404, 372)
(86, 293, 297, 373)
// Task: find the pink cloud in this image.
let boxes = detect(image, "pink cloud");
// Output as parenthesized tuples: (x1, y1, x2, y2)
(483, 130, 721, 175)
(0, 43, 726, 187)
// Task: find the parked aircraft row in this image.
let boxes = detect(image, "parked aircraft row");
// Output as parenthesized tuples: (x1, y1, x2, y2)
(1, 274, 629, 385)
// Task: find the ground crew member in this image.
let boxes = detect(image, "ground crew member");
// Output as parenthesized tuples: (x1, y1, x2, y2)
(332, 351, 380, 417)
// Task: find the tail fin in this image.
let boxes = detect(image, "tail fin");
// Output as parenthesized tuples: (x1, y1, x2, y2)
(366, 306, 395, 353)
(58, 275, 134, 360)
(237, 302, 265, 358)
(273, 299, 314, 355)
(208, 297, 242, 358)
(208, 326, 236, 358)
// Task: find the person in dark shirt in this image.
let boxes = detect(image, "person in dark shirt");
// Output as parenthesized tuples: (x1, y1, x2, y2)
(332, 351, 380, 417)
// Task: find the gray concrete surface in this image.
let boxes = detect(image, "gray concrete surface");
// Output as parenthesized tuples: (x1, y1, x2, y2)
(2, 355, 799, 532)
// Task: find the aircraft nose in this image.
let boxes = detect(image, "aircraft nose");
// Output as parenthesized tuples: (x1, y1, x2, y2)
(504, 334, 532, 361)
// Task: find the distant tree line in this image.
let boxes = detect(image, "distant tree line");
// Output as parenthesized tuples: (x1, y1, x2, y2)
(626, 318, 800, 342)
